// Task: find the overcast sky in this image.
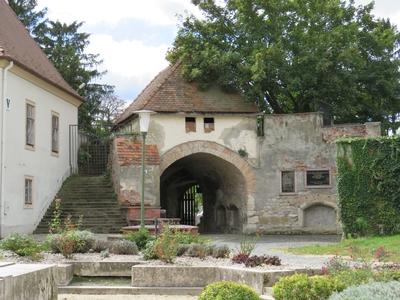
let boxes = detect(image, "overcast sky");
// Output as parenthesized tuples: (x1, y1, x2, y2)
(37, 0, 400, 102)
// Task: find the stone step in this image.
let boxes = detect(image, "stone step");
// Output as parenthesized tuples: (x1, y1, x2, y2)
(58, 286, 203, 296)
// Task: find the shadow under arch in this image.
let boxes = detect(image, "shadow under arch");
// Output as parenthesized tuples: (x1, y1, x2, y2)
(160, 141, 256, 233)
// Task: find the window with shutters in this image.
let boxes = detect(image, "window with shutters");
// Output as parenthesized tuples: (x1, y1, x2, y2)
(24, 176, 33, 207)
(25, 102, 35, 149)
(185, 117, 196, 133)
(51, 112, 59, 154)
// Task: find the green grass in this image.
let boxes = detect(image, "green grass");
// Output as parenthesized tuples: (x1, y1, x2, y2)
(286, 235, 400, 262)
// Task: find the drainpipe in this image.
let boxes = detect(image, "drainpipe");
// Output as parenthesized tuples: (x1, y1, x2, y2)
(0, 60, 13, 238)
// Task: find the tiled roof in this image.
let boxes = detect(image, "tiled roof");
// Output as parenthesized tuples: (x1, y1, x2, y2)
(0, 0, 82, 101)
(116, 62, 259, 124)
(115, 137, 160, 166)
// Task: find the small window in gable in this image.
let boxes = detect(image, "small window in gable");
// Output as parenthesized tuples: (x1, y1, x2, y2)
(204, 117, 215, 133)
(26, 102, 35, 148)
(51, 113, 59, 154)
(24, 177, 33, 206)
(281, 171, 295, 193)
(306, 170, 330, 187)
(185, 117, 196, 133)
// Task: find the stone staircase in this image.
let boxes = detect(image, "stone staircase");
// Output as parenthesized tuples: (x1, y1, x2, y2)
(34, 175, 127, 234)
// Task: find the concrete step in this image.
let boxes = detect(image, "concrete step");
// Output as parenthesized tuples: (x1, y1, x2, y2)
(58, 286, 203, 296)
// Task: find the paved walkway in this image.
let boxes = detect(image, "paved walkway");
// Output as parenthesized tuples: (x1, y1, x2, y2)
(205, 234, 341, 269)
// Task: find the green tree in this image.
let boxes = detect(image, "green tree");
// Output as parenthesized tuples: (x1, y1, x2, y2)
(9, 1, 117, 132)
(168, 0, 400, 132)
(8, 0, 47, 38)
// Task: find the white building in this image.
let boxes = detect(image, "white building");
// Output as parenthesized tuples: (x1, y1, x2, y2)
(0, 0, 83, 237)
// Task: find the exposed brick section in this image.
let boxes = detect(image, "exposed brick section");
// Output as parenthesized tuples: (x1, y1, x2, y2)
(115, 137, 160, 166)
(322, 124, 367, 143)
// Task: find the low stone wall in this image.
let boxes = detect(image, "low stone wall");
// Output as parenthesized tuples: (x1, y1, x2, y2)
(73, 261, 145, 276)
(54, 264, 74, 286)
(131, 265, 320, 294)
(0, 263, 57, 300)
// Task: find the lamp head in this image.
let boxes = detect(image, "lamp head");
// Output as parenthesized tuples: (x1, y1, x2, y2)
(134, 110, 155, 133)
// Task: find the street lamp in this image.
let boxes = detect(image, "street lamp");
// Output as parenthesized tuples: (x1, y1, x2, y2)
(134, 110, 155, 229)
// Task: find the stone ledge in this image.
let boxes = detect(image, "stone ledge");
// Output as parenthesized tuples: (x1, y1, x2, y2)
(72, 261, 146, 277)
(58, 286, 202, 296)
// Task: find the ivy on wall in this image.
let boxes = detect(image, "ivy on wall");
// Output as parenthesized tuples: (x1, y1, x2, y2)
(337, 136, 400, 236)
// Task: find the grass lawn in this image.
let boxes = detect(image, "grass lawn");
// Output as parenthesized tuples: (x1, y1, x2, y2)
(286, 235, 400, 262)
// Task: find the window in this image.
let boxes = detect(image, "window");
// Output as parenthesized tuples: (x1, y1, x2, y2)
(26, 102, 35, 148)
(185, 117, 196, 133)
(204, 118, 215, 133)
(281, 171, 295, 193)
(51, 113, 59, 154)
(24, 177, 33, 206)
(306, 170, 330, 187)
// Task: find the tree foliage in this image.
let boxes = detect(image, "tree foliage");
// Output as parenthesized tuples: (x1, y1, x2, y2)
(8, 0, 124, 132)
(168, 0, 400, 131)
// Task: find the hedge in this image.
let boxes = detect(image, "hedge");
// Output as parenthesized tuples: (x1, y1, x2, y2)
(336, 136, 400, 235)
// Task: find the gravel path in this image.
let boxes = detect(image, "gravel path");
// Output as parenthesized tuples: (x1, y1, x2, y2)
(206, 234, 340, 269)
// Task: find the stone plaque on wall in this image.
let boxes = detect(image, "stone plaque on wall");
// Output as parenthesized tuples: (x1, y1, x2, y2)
(306, 170, 330, 186)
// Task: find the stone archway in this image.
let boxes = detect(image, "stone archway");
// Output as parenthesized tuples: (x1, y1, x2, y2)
(160, 141, 256, 233)
(298, 201, 338, 232)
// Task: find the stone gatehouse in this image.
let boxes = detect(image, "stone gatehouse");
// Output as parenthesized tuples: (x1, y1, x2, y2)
(111, 62, 380, 234)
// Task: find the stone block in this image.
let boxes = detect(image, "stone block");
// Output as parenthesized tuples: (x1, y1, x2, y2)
(73, 261, 144, 277)
(54, 264, 73, 286)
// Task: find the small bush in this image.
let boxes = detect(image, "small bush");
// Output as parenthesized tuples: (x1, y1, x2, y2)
(100, 249, 110, 258)
(232, 253, 249, 264)
(92, 240, 113, 253)
(199, 281, 261, 300)
(142, 240, 157, 260)
(110, 240, 138, 255)
(323, 256, 351, 275)
(243, 255, 281, 267)
(0, 233, 43, 258)
(173, 230, 205, 244)
(124, 229, 153, 250)
(334, 269, 374, 287)
(48, 230, 95, 257)
(186, 243, 207, 258)
(239, 235, 258, 256)
(177, 244, 190, 256)
(329, 281, 400, 300)
(273, 274, 345, 300)
(154, 226, 178, 263)
(212, 245, 231, 258)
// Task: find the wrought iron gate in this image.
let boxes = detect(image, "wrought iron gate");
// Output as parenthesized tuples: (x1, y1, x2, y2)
(179, 185, 199, 226)
(69, 125, 111, 176)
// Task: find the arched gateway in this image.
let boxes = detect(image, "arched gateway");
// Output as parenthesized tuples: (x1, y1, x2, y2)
(160, 141, 256, 233)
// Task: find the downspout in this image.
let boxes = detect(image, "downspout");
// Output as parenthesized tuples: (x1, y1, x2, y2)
(0, 60, 13, 238)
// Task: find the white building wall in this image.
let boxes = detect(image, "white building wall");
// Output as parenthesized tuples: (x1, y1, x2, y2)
(1, 71, 78, 235)
(135, 114, 259, 159)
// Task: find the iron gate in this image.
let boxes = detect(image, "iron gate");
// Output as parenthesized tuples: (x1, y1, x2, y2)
(69, 125, 111, 176)
(179, 185, 199, 226)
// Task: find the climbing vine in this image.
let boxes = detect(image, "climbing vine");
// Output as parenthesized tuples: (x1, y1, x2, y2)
(336, 136, 400, 236)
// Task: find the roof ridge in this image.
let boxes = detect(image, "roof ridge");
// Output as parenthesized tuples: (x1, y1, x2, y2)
(117, 61, 181, 123)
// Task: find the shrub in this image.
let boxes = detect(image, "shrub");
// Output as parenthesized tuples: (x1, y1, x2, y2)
(199, 281, 261, 300)
(0, 233, 43, 258)
(186, 243, 207, 258)
(173, 230, 205, 245)
(92, 240, 113, 252)
(239, 235, 258, 256)
(334, 269, 374, 287)
(323, 256, 351, 275)
(124, 229, 153, 250)
(273, 274, 345, 300)
(154, 226, 178, 263)
(329, 281, 400, 300)
(142, 240, 157, 260)
(245, 255, 282, 268)
(177, 244, 190, 256)
(212, 245, 231, 258)
(232, 253, 249, 264)
(48, 230, 95, 257)
(110, 240, 138, 255)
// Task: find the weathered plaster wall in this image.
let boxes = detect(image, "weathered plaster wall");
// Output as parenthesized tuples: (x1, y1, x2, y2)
(247, 112, 380, 234)
(131, 114, 258, 161)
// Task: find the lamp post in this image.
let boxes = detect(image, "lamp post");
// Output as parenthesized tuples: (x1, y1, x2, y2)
(134, 110, 155, 229)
